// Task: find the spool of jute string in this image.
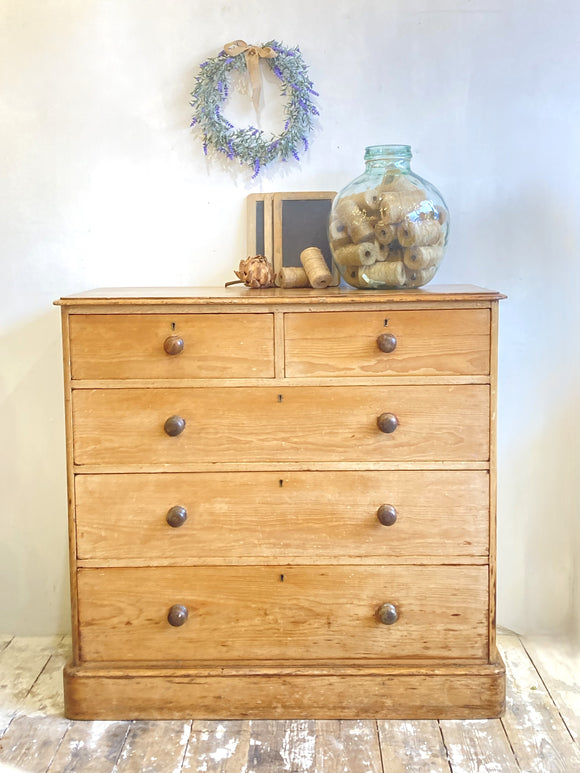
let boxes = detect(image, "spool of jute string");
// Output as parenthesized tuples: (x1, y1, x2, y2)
(300, 247, 334, 289)
(347, 188, 381, 214)
(378, 173, 420, 194)
(403, 245, 443, 270)
(334, 198, 375, 243)
(404, 264, 438, 287)
(348, 260, 406, 288)
(374, 221, 398, 245)
(328, 218, 350, 250)
(276, 266, 310, 288)
(380, 190, 426, 224)
(333, 241, 378, 267)
(397, 217, 442, 247)
(363, 260, 406, 286)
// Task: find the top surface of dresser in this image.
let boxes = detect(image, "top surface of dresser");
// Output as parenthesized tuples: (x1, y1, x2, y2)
(57, 284, 505, 305)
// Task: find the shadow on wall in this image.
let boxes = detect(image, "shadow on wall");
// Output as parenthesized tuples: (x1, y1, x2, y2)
(0, 309, 70, 635)
(478, 176, 580, 638)
(497, 354, 580, 637)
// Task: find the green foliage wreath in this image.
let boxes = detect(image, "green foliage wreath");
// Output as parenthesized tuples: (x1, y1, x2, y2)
(190, 40, 319, 178)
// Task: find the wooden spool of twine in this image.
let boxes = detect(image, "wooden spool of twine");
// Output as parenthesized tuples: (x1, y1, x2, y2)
(300, 247, 333, 289)
(276, 266, 310, 288)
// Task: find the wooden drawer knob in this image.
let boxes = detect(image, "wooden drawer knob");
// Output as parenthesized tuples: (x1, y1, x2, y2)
(164, 335, 184, 355)
(377, 504, 397, 526)
(376, 333, 397, 353)
(377, 412, 398, 434)
(164, 415, 186, 436)
(167, 604, 188, 627)
(166, 505, 188, 528)
(377, 603, 398, 625)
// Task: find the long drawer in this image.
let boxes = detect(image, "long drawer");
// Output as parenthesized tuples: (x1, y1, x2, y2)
(77, 565, 489, 663)
(284, 309, 490, 377)
(69, 313, 275, 380)
(75, 470, 489, 560)
(72, 385, 490, 465)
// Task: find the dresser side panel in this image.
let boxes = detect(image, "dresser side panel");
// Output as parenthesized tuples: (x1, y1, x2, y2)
(60, 308, 80, 663)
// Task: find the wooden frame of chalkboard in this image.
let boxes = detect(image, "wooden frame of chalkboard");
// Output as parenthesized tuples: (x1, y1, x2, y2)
(246, 193, 274, 260)
(247, 191, 339, 285)
(273, 192, 338, 284)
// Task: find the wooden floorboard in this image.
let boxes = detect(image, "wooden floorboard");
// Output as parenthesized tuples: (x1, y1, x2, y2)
(0, 631, 577, 772)
(521, 635, 580, 745)
(500, 633, 580, 772)
(378, 719, 451, 771)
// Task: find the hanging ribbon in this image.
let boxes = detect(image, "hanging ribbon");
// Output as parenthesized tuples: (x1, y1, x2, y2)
(223, 40, 277, 110)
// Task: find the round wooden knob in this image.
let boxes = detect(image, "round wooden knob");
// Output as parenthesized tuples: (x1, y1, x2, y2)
(377, 603, 398, 625)
(164, 415, 186, 436)
(377, 413, 398, 434)
(167, 604, 188, 627)
(377, 333, 397, 353)
(163, 335, 184, 355)
(377, 504, 397, 526)
(166, 505, 188, 528)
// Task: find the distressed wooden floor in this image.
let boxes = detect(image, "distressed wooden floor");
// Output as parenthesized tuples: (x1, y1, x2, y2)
(0, 631, 579, 772)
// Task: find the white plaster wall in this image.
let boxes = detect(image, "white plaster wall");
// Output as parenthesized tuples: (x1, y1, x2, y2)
(1, 0, 579, 636)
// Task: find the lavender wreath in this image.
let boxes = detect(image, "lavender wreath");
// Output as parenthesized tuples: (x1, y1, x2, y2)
(190, 40, 319, 178)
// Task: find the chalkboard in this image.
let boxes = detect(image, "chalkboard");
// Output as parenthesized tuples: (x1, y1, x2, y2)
(246, 193, 273, 259)
(247, 191, 339, 284)
(272, 192, 338, 283)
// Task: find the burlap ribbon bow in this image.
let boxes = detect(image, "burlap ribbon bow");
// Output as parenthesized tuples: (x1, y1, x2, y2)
(223, 40, 277, 110)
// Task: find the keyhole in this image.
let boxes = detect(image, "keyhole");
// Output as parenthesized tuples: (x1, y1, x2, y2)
(384, 319, 389, 327)
(171, 322, 176, 330)
(280, 574, 285, 582)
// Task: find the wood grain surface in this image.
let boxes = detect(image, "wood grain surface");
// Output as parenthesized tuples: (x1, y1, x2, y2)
(285, 308, 490, 377)
(69, 313, 275, 380)
(74, 470, 489, 561)
(76, 564, 489, 663)
(71, 385, 490, 465)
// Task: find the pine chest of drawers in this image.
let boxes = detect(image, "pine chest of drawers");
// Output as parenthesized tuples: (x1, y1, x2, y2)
(56, 285, 506, 719)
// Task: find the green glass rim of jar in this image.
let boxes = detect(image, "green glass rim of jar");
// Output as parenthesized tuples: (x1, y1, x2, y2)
(364, 144, 412, 161)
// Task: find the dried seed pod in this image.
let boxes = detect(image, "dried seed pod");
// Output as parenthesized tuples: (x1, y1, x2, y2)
(233, 255, 276, 288)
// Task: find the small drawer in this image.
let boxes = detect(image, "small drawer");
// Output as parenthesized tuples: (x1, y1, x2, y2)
(75, 470, 489, 560)
(69, 314, 275, 380)
(77, 565, 489, 663)
(285, 309, 490, 377)
(72, 385, 490, 465)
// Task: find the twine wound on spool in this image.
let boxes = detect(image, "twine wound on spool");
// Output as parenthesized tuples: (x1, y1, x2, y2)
(276, 266, 310, 288)
(348, 188, 381, 214)
(404, 264, 438, 287)
(403, 245, 443, 270)
(380, 190, 426, 224)
(358, 260, 406, 287)
(333, 241, 378, 267)
(335, 197, 375, 243)
(378, 173, 420, 193)
(300, 247, 333, 289)
(374, 221, 398, 245)
(397, 217, 442, 247)
(328, 218, 351, 250)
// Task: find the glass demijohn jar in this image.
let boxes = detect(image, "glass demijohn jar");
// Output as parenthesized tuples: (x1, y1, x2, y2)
(329, 145, 449, 289)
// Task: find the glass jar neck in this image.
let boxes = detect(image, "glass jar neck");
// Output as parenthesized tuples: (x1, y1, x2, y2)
(364, 144, 412, 172)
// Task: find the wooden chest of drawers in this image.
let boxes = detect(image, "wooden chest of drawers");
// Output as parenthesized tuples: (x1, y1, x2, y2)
(56, 285, 506, 719)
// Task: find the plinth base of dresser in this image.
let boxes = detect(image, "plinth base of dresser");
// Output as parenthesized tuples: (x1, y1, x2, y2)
(63, 657, 506, 720)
